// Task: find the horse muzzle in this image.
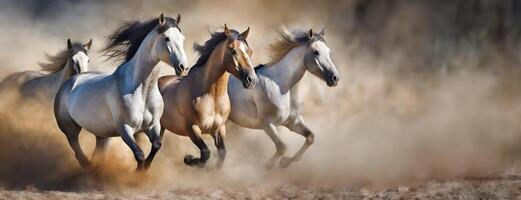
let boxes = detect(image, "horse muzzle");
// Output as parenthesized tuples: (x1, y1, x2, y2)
(326, 72, 339, 87)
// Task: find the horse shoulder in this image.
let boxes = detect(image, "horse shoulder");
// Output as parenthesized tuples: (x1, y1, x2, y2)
(259, 78, 290, 108)
(289, 83, 304, 113)
(193, 94, 213, 114)
(190, 94, 211, 127)
(252, 77, 291, 123)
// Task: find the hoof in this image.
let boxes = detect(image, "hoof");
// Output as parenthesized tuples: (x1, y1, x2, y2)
(144, 158, 154, 170)
(279, 156, 293, 168)
(79, 161, 92, 169)
(184, 155, 202, 166)
(135, 163, 146, 172)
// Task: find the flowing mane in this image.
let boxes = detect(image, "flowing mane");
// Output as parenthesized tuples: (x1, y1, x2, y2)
(192, 29, 244, 69)
(102, 17, 179, 63)
(38, 43, 87, 72)
(263, 28, 325, 67)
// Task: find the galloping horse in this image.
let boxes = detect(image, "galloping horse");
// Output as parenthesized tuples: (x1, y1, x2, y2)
(54, 14, 189, 171)
(228, 28, 340, 168)
(159, 25, 258, 168)
(0, 39, 91, 104)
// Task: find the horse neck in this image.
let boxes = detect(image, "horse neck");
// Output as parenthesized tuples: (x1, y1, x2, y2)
(48, 58, 74, 89)
(194, 43, 229, 97)
(264, 45, 307, 93)
(115, 31, 160, 91)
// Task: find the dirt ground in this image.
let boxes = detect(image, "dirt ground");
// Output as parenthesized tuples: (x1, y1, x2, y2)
(0, 175, 520, 200)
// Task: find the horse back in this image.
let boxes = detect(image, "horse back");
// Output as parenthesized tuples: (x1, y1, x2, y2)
(158, 75, 183, 91)
(0, 71, 43, 90)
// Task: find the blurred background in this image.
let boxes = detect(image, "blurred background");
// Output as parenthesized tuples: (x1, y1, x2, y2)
(0, 0, 521, 194)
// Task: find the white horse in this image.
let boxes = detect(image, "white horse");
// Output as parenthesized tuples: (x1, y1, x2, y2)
(54, 14, 189, 171)
(228, 28, 340, 168)
(0, 39, 91, 105)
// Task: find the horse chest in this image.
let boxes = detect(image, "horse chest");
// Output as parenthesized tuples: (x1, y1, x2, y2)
(193, 95, 230, 132)
(121, 93, 158, 130)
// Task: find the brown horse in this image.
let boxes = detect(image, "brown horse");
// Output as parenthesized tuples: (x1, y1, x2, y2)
(159, 24, 257, 167)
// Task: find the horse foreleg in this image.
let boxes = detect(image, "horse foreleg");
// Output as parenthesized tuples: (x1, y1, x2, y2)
(263, 123, 287, 169)
(211, 125, 227, 168)
(184, 125, 210, 167)
(281, 116, 315, 168)
(119, 124, 145, 171)
(92, 136, 110, 164)
(144, 124, 163, 170)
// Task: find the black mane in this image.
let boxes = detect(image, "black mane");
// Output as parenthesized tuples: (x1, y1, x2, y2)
(102, 17, 179, 63)
(192, 29, 246, 69)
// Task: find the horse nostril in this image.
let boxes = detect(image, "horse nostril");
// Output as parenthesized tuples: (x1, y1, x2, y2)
(331, 75, 338, 82)
(179, 64, 185, 70)
(246, 76, 252, 83)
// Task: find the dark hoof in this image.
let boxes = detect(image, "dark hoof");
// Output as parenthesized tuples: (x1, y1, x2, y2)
(136, 163, 146, 172)
(184, 155, 202, 167)
(144, 159, 154, 170)
(279, 156, 293, 168)
(79, 160, 92, 169)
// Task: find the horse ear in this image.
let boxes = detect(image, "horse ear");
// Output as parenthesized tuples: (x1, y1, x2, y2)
(85, 39, 92, 50)
(319, 27, 325, 36)
(67, 39, 72, 49)
(176, 14, 181, 24)
(159, 13, 166, 25)
(224, 24, 231, 36)
(239, 27, 250, 40)
(308, 29, 313, 38)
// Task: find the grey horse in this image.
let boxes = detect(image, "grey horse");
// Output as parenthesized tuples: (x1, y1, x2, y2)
(228, 28, 340, 168)
(0, 39, 91, 105)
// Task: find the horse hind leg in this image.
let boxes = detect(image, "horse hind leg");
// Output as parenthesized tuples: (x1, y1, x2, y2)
(55, 90, 90, 168)
(280, 116, 315, 168)
(56, 113, 90, 168)
(263, 123, 287, 169)
(184, 125, 210, 167)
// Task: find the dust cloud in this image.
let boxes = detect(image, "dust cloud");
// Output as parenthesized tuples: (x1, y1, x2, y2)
(0, 0, 520, 193)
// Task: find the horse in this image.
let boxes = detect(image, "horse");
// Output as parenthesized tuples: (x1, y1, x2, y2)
(159, 24, 258, 168)
(227, 27, 340, 168)
(54, 13, 189, 171)
(0, 39, 91, 105)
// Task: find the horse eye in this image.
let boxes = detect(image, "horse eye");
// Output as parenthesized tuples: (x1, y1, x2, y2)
(313, 50, 319, 55)
(165, 37, 170, 42)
